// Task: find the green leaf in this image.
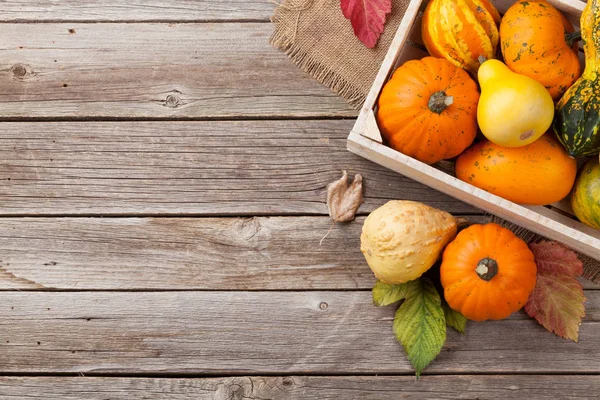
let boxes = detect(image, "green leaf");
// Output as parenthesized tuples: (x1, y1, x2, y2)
(372, 280, 410, 306)
(442, 302, 467, 334)
(393, 278, 446, 377)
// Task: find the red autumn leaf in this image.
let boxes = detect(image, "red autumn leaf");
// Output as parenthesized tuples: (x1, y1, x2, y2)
(524, 241, 586, 342)
(340, 0, 392, 48)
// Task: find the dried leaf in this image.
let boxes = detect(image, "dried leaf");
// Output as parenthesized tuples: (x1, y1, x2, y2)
(326, 171, 363, 222)
(529, 240, 584, 276)
(340, 0, 392, 48)
(524, 241, 586, 342)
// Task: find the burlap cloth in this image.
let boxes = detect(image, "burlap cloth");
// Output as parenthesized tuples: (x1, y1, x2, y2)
(270, 0, 600, 283)
(270, 0, 410, 108)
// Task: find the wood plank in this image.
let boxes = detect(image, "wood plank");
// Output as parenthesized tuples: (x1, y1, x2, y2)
(0, 216, 473, 290)
(0, 121, 477, 216)
(1, 216, 597, 291)
(0, 291, 598, 374)
(0, 375, 599, 399)
(0, 1, 274, 22)
(0, 23, 354, 118)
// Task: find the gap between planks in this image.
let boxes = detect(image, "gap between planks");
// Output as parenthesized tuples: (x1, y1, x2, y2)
(0, 116, 359, 123)
(0, 371, 598, 378)
(0, 19, 273, 24)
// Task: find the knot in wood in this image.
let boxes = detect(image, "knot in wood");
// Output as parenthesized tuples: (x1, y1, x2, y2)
(239, 217, 262, 241)
(226, 383, 245, 400)
(12, 64, 29, 80)
(281, 377, 294, 387)
(164, 93, 181, 108)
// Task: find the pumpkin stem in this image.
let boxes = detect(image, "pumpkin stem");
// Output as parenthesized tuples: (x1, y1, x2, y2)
(478, 55, 487, 64)
(565, 31, 582, 47)
(428, 91, 453, 114)
(475, 258, 498, 281)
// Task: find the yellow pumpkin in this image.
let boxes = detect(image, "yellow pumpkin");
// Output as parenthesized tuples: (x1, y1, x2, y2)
(477, 59, 555, 147)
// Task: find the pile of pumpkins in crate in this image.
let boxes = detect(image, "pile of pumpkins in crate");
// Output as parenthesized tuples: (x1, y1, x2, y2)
(376, 0, 599, 230)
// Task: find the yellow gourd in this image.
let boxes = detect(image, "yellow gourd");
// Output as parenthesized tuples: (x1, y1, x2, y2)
(477, 59, 555, 147)
(360, 201, 458, 284)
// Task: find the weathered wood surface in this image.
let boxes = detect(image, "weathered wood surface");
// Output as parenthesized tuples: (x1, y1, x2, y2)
(1, 216, 597, 290)
(0, 0, 595, 391)
(0, 121, 478, 216)
(1, 375, 599, 400)
(0, 291, 598, 374)
(0, 23, 354, 118)
(0, 1, 274, 22)
(0, 216, 375, 290)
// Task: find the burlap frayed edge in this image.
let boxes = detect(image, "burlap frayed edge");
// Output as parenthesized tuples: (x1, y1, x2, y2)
(489, 214, 600, 284)
(270, 15, 366, 109)
(580, 253, 600, 284)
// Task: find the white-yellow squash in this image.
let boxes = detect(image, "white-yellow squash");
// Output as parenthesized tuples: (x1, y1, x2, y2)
(477, 59, 554, 147)
(360, 201, 458, 284)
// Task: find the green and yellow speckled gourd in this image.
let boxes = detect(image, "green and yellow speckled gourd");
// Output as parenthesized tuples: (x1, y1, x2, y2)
(571, 159, 600, 230)
(553, 0, 600, 157)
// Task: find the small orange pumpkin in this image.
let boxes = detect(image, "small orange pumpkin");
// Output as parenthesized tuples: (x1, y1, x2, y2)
(440, 223, 537, 321)
(422, 0, 501, 74)
(376, 57, 479, 164)
(500, 0, 581, 100)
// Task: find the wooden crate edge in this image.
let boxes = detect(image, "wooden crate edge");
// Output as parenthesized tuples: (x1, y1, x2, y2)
(347, 132, 600, 262)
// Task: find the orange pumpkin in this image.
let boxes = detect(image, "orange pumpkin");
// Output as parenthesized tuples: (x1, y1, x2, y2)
(422, 0, 501, 74)
(376, 57, 479, 164)
(440, 223, 537, 321)
(500, 0, 581, 100)
(455, 134, 577, 205)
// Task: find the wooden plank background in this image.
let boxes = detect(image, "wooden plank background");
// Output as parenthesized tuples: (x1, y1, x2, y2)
(0, 0, 596, 397)
(0, 1, 275, 21)
(0, 24, 354, 118)
(1, 291, 598, 374)
(0, 121, 477, 216)
(1, 216, 599, 290)
(1, 376, 599, 400)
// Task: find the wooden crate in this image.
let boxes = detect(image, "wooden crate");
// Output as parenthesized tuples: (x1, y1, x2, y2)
(347, 0, 600, 261)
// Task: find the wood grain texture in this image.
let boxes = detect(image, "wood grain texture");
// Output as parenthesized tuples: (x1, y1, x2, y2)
(0, 121, 477, 216)
(0, 216, 374, 290)
(0, 216, 597, 291)
(0, 0, 274, 22)
(0, 375, 599, 399)
(0, 23, 354, 118)
(0, 216, 478, 290)
(0, 291, 598, 374)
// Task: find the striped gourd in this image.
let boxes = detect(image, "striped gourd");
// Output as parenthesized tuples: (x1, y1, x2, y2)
(553, 0, 600, 157)
(422, 0, 501, 74)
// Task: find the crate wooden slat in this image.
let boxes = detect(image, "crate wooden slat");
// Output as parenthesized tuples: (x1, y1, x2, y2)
(348, 0, 600, 262)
